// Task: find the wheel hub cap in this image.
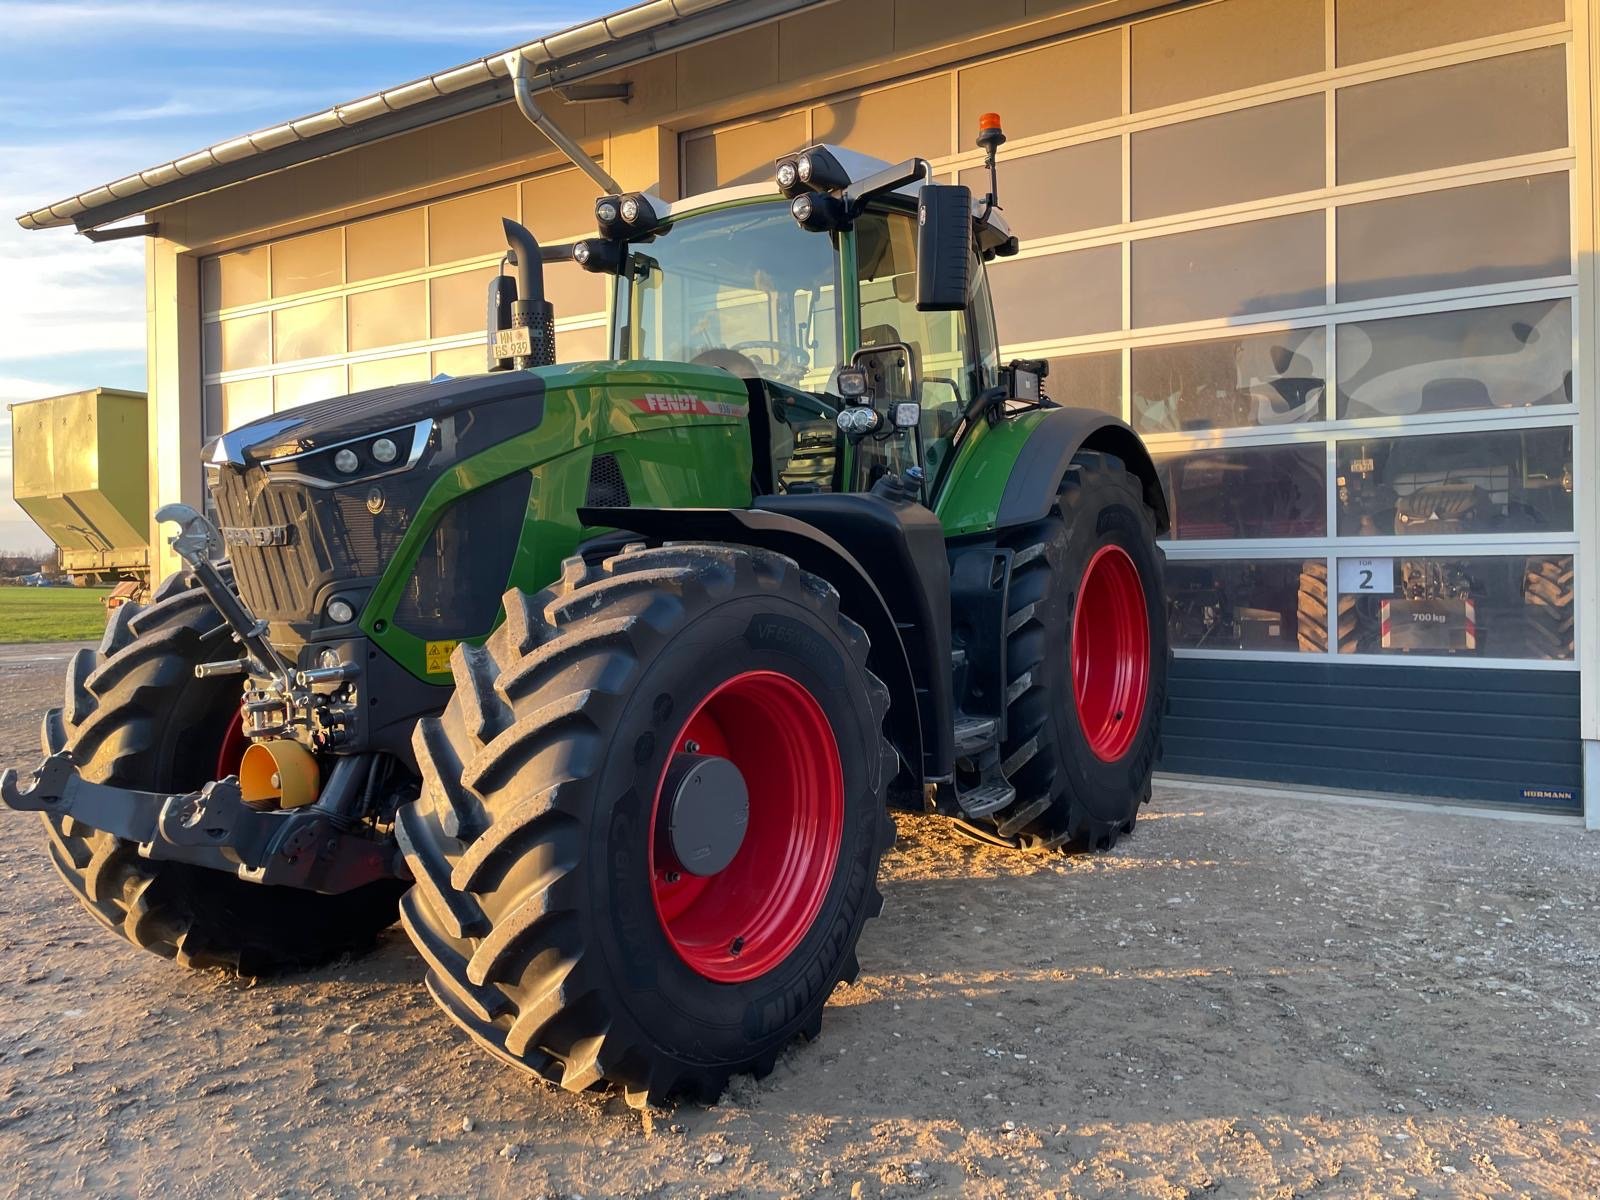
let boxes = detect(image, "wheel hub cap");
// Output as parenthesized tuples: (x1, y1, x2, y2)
(663, 753, 750, 877)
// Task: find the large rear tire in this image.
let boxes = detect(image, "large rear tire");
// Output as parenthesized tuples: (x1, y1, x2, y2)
(979, 451, 1168, 851)
(38, 570, 405, 975)
(397, 544, 896, 1105)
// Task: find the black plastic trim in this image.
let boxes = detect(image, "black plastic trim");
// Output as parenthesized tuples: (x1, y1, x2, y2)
(995, 407, 1170, 533)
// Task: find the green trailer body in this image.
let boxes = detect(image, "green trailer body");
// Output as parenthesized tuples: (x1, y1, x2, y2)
(9, 388, 150, 585)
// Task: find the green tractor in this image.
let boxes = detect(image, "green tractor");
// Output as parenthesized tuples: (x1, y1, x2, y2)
(2, 119, 1168, 1105)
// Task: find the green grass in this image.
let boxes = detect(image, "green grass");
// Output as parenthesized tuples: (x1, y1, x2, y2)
(0, 586, 112, 644)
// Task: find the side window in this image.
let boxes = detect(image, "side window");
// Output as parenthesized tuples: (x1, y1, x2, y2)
(855, 210, 981, 480)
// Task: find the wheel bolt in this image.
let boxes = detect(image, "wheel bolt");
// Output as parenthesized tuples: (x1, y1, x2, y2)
(729, 936, 744, 956)
(684, 740, 700, 753)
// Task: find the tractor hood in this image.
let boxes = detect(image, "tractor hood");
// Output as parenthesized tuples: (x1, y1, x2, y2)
(208, 370, 548, 467)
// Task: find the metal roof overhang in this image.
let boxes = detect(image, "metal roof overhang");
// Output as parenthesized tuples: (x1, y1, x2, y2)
(16, 0, 833, 234)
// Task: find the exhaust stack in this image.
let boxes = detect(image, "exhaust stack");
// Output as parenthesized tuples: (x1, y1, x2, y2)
(487, 218, 556, 371)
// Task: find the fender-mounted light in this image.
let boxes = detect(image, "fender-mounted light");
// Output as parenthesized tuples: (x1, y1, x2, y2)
(791, 190, 850, 233)
(573, 238, 628, 275)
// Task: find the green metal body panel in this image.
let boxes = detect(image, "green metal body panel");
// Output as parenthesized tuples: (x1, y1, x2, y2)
(10, 388, 151, 580)
(361, 361, 754, 680)
(930, 408, 1050, 537)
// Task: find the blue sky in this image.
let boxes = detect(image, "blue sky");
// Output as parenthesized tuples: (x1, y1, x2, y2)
(0, 0, 611, 552)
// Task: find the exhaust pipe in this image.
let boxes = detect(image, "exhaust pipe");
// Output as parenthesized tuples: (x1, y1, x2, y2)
(488, 218, 555, 370)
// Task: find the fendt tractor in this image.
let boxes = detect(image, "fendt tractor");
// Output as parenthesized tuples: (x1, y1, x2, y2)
(1, 106, 1170, 1105)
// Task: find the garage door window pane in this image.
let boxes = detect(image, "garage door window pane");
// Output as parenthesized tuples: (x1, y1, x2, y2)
(1337, 300, 1572, 419)
(346, 210, 425, 282)
(1336, 174, 1570, 303)
(209, 313, 270, 373)
(1156, 444, 1327, 539)
(1133, 327, 1326, 435)
(989, 247, 1121, 344)
(274, 365, 346, 411)
(203, 248, 268, 311)
(430, 267, 497, 338)
(270, 228, 342, 298)
(1167, 559, 1322, 651)
(812, 76, 952, 162)
(959, 31, 1122, 141)
(546, 259, 608, 319)
(221, 377, 273, 432)
(1133, 211, 1325, 328)
(348, 281, 426, 353)
(960, 139, 1120, 240)
(1336, 0, 1565, 67)
(432, 345, 486, 378)
(1132, 0, 1324, 112)
(273, 296, 345, 363)
(429, 185, 517, 266)
(350, 354, 429, 392)
(1337, 554, 1573, 661)
(1047, 352, 1122, 417)
(1336, 427, 1573, 537)
(557, 324, 610, 363)
(1338, 49, 1567, 186)
(1133, 96, 1324, 221)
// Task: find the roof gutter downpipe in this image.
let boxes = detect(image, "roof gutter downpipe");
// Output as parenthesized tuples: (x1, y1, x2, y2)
(506, 50, 622, 195)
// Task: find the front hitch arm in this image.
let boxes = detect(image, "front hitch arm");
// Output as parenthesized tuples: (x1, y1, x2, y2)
(0, 752, 404, 895)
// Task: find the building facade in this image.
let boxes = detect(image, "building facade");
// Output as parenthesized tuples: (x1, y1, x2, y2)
(20, 0, 1599, 818)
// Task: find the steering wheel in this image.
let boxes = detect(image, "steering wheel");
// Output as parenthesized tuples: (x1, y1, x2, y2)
(727, 339, 808, 381)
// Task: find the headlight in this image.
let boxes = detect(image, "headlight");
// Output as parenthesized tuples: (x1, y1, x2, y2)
(596, 200, 619, 225)
(620, 196, 641, 224)
(258, 418, 432, 489)
(326, 598, 355, 625)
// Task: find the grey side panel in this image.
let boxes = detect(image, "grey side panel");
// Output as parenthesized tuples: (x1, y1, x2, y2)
(1162, 657, 1582, 810)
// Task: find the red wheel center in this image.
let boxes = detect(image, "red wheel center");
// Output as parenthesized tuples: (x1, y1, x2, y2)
(1071, 544, 1151, 763)
(648, 670, 844, 983)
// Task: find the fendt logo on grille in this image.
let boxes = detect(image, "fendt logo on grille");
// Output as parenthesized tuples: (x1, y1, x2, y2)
(221, 524, 295, 547)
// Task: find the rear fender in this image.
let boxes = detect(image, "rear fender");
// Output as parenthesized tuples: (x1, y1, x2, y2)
(936, 407, 1169, 536)
(579, 500, 946, 795)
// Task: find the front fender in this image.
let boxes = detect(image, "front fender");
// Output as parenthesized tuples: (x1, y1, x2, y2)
(934, 407, 1170, 536)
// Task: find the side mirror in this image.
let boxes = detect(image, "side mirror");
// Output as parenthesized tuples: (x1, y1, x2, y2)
(916, 184, 972, 312)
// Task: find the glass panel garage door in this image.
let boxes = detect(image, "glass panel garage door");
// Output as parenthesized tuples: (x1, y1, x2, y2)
(682, 0, 1580, 670)
(200, 164, 609, 438)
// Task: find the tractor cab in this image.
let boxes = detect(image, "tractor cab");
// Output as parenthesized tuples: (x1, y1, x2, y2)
(551, 143, 1021, 503)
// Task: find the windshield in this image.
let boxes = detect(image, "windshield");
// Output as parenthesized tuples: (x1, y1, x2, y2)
(623, 202, 842, 389)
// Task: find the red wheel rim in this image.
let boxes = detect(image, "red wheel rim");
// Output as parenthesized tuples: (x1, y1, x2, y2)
(216, 710, 247, 780)
(648, 670, 844, 983)
(1071, 544, 1151, 763)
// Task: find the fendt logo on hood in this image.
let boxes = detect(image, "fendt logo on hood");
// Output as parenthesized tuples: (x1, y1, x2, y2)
(631, 392, 747, 418)
(222, 524, 295, 547)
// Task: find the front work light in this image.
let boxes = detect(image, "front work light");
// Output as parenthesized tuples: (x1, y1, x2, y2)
(572, 237, 629, 275)
(596, 192, 660, 239)
(791, 190, 851, 233)
(774, 145, 850, 197)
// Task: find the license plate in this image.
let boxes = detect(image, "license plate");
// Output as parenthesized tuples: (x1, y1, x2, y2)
(493, 326, 532, 360)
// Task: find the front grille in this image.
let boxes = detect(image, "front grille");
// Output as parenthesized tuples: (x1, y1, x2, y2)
(213, 467, 337, 620)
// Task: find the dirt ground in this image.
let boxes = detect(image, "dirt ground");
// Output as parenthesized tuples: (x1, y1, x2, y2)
(1, 645, 1597, 1199)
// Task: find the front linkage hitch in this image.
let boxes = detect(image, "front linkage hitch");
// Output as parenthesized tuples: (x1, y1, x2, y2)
(0, 751, 403, 894)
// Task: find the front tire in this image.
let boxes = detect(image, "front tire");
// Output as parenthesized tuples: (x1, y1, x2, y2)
(397, 544, 896, 1104)
(982, 451, 1168, 851)
(39, 570, 405, 975)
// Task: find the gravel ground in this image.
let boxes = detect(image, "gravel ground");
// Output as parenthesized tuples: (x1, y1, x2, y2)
(1, 644, 1597, 1199)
